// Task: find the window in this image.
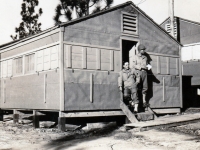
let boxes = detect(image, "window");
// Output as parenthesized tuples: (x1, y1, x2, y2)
(13, 57, 23, 76)
(122, 12, 138, 35)
(1, 59, 12, 78)
(25, 53, 35, 73)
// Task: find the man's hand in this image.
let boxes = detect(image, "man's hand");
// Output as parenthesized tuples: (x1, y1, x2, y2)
(119, 86, 122, 91)
(146, 64, 152, 70)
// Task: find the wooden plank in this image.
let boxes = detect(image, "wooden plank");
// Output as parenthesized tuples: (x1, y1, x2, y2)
(123, 30, 136, 35)
(63, 111, 124, 117)
(110, 50, 114, 71)
(147, 107, 158, 119)
(96, 49, 101, 70)
(0, 29, 59, 53)
(123, 18, 137, 24)
(3, 80, 6, 103)
(63, 41, 120, 51)
(176, 58, 179, 75)
(59, 27, 65, 112)
(44, 74, 47, 103)
(123, 22, 136, 27)
(67, 45, 72, 68)
(125, 113, 200, 130)
(157, 56, 160, 74)
(82, 47, 87, 69)
(122, 12, 137, 17)
(123, 26, 136, 31)
(163, 77, 165, 102)
(123, 15, 137, 20)
(166, 57, 170, 74)
(179, 45, 183, 108)
(90, 73, 93, 103)
(120, 101, 138, 123)
(148, 52, 179, 58)
(152, 108, 181, 114)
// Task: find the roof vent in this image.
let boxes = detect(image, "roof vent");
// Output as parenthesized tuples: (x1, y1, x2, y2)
(122, 12, 138, 35)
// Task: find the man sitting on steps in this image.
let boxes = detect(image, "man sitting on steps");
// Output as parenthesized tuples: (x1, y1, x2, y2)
(118, 62, 140, 113)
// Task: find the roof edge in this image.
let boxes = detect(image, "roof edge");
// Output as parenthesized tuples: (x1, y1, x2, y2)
(60, 1, 132, 27)
(0, 26, 59, 49)
(130, 5, 182, 46)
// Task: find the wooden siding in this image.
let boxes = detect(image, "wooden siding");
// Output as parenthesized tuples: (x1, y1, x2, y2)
(0, 71, 60, 110)
(63, 5, 179, 55)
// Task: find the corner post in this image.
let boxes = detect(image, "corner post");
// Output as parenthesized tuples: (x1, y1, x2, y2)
(179, 45, 183, 108)
(59, 27, 65, 112)
(58, 112, 65, 131)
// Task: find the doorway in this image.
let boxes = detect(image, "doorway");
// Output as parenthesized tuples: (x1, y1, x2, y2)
(122, 39, 138, 68)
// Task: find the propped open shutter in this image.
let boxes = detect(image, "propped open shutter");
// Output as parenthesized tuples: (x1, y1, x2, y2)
(122, 13, 138, 35)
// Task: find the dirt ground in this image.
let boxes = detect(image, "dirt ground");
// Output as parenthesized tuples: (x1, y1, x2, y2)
(1, 112, 200, 150)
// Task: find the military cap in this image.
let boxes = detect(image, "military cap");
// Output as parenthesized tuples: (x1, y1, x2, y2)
(138, 44, 146, 51)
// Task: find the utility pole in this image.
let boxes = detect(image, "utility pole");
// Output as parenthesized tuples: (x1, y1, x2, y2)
(169, 0, 175, 37)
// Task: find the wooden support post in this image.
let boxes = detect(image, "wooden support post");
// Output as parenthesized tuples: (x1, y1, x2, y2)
(59, 27, 65, 112)
(58, 117, 66, 132)
(157, 56, 160, 74)
(179, 45, 183, 108)
(176, 58, 179, 75)
(90, 73, 93, 103)
(110, 50, 114, 71)
(96, 48, 101, 70)
(163, 77, 165, 102)
(0, 110, 3, 121)
(13, 109, 19, 124)
(120, 100, 138, 123)
(82, 47, 87, 69)
(33, 110, 40, 128)
(147, 107, 158, 119)
(166, 57, 170, 74)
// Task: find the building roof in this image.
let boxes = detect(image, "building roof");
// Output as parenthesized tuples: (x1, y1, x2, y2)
(0, 1, 181, 49)
(160, 16, 200, 27)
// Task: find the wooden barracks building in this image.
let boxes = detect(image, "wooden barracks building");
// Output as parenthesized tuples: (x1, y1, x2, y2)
(161, 16, 200, 108)
(0, 1, 182, 129)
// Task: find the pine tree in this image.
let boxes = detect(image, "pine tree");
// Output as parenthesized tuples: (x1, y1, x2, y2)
(53, 0, 113, 25)
(11, 0, 43, 40)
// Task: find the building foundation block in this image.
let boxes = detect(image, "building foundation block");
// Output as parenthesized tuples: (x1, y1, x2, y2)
(58, 117, 66, 132)
(13, 110, 19, 123)
(0, 110, 3, 121)
(33, 110, 40, 128)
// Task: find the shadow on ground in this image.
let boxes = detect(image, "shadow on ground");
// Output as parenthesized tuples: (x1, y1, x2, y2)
(43, 123, 143, 150)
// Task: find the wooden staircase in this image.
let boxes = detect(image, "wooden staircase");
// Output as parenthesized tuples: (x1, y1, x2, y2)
(120, 100, 157, 123)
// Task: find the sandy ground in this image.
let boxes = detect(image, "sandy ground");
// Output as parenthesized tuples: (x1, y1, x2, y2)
(1, 113, 200, 150)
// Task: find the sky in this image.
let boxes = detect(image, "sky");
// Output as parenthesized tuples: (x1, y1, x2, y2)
(0, 0, 200, 45)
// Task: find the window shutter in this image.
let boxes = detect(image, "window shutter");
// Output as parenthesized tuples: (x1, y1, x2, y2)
(122, 13, 138, 35)
(165, 22, 177, 38)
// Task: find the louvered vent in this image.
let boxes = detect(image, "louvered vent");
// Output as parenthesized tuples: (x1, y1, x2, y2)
(122, 13, 138, 35)
(165, 22, 177, 38)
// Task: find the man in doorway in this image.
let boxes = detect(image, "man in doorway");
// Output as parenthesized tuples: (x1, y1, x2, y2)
(118, 62, 140, 113)
(133, 44, 151, 107)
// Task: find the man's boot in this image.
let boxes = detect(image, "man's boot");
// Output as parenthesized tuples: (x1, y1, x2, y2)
(134, 104, 138, 113)
(143, 94, 147, 107)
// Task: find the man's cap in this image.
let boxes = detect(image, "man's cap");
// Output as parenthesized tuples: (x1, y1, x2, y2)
(138, 44, 146, 51)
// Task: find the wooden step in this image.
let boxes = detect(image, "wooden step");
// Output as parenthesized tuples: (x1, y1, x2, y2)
(137, 112, 154, 121)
